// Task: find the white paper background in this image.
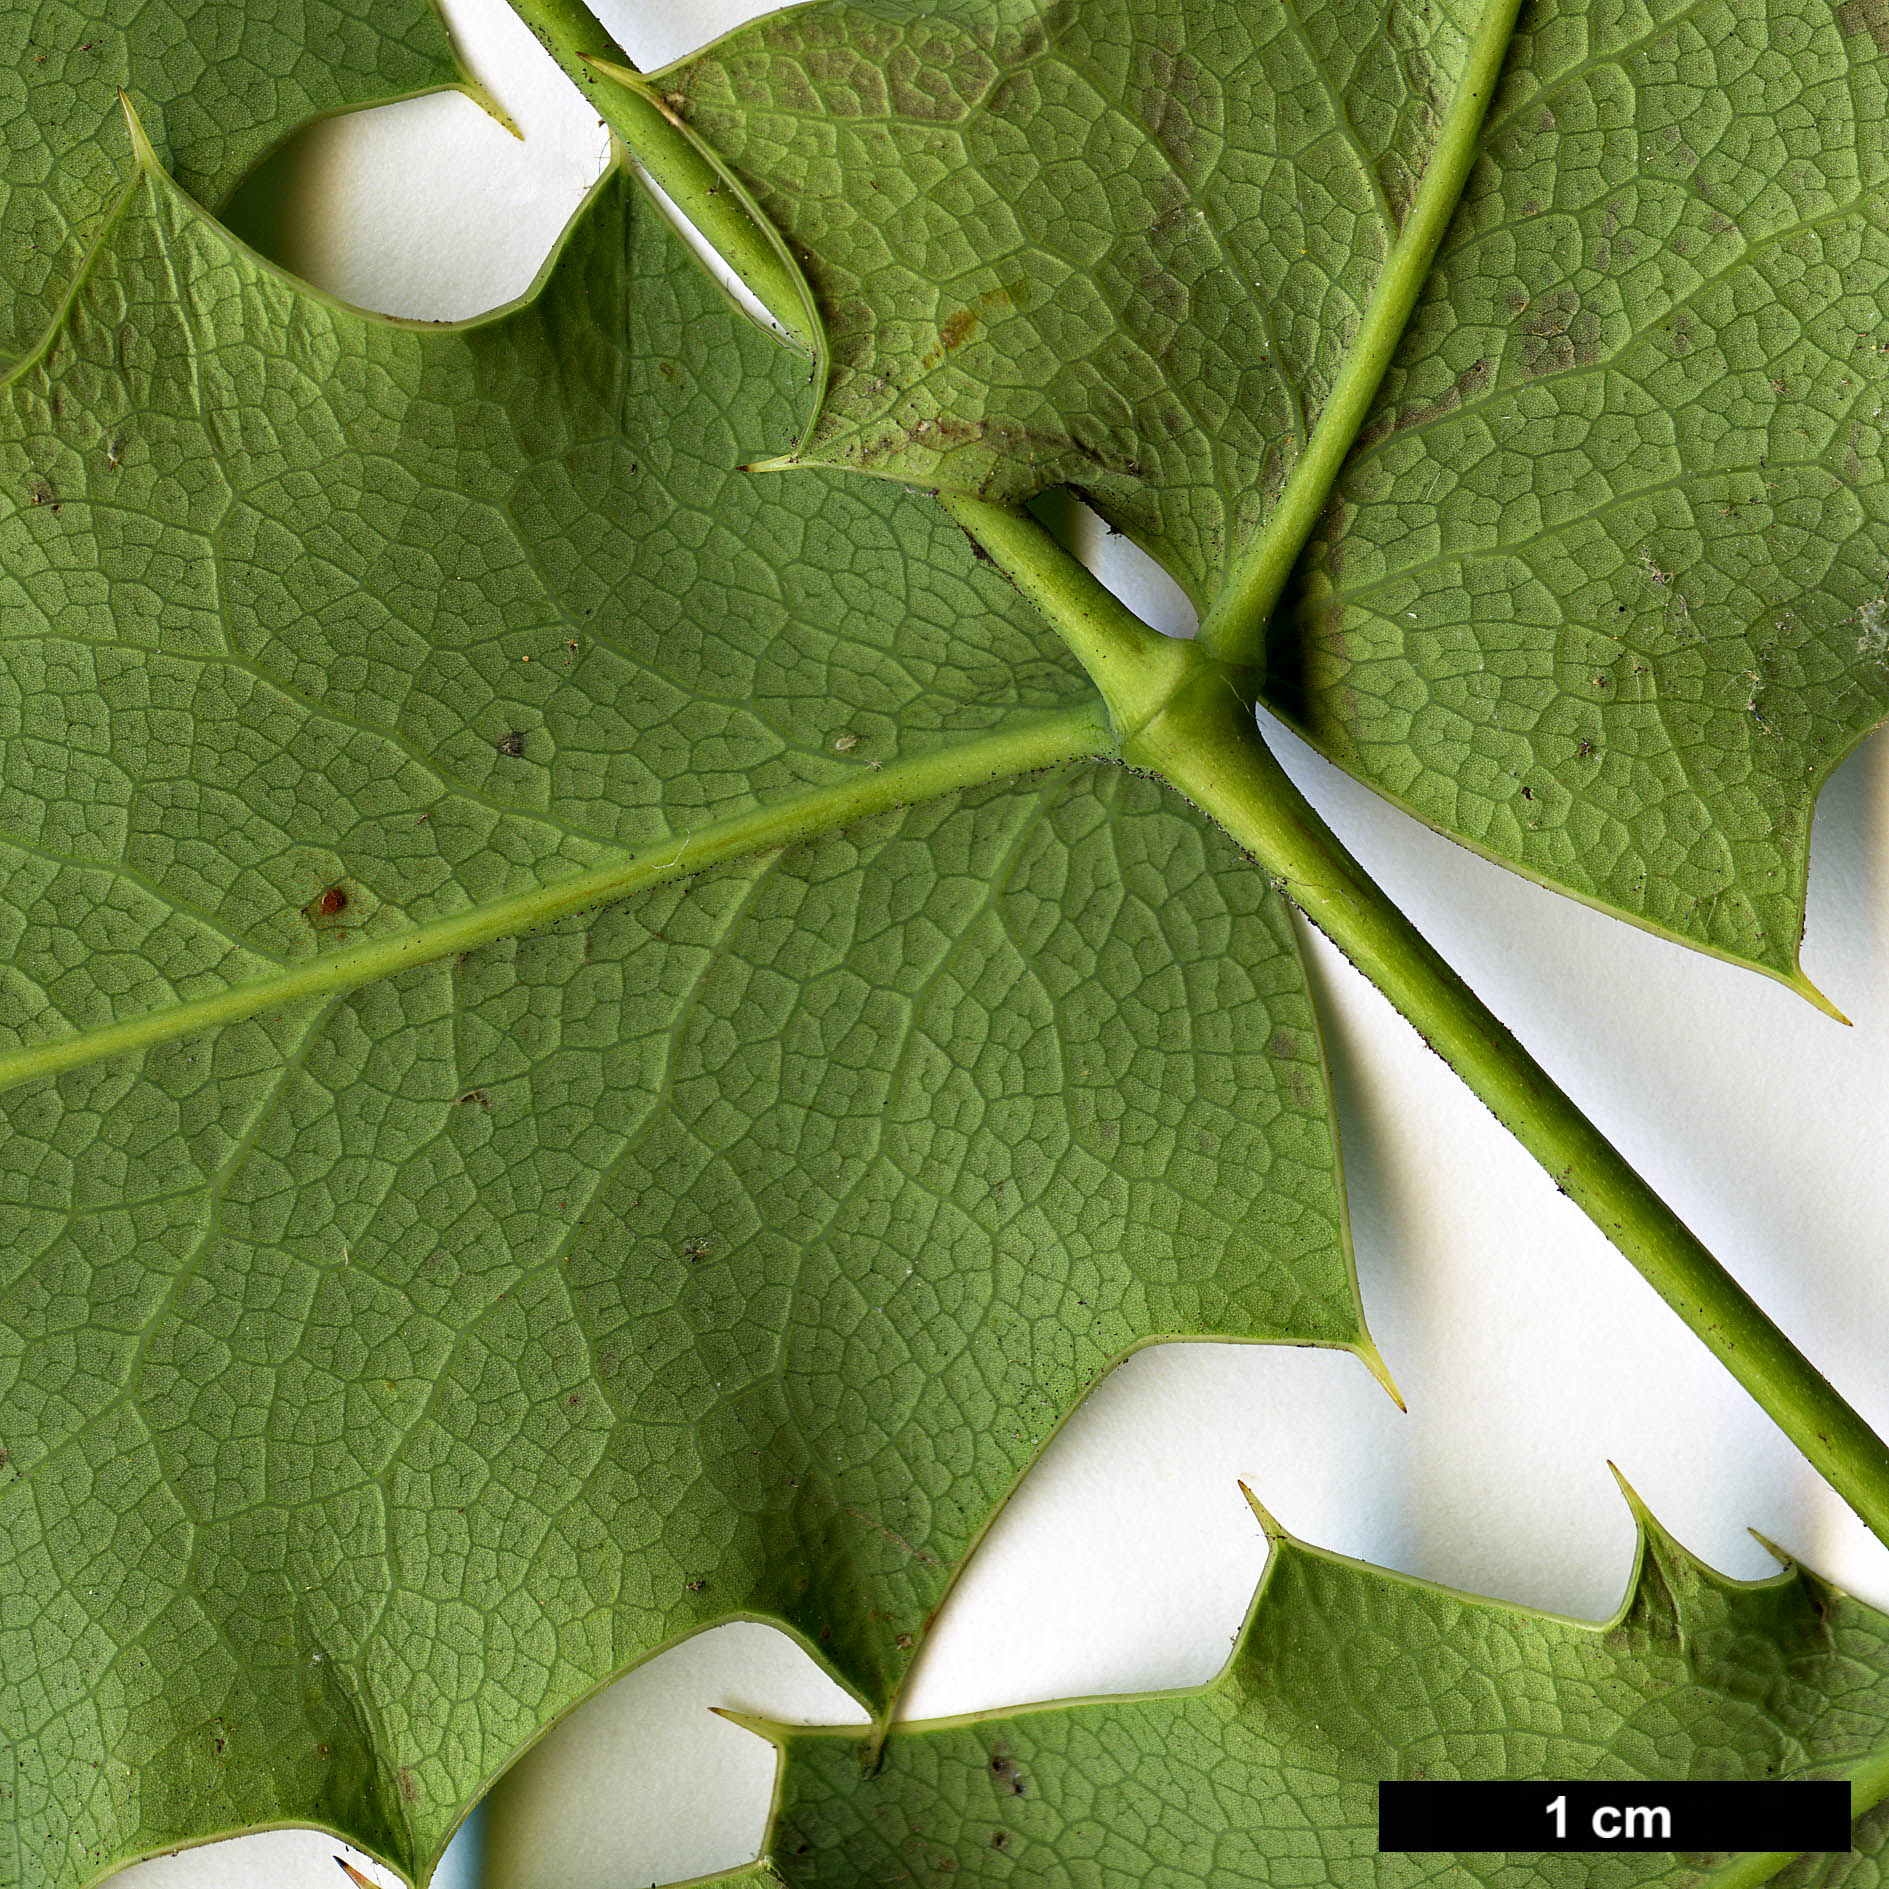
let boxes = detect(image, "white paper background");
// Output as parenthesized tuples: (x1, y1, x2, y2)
(99, 0, 1889, 1883)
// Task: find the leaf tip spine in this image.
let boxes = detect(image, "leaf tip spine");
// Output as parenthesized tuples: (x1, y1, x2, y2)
(117, 90, 159, 174)
(1238, 1481, 1289, 1545)
(709, 1704, 786, 1745)
(461, 76, 525, 143)
(1354, 1333, 1407, 1412)
(580, 50, 652, 92)
(1746, 1526, 1798, 1573)
(1605, 1459, 1656, 1531)
(1788, 967, 1851, 1025)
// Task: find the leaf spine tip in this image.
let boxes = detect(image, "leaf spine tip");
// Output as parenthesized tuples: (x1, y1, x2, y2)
(1238, 1481, 1287, 1544)
(1746, 1526, 1797, 1572)
(1355, 1335, 1407, 1411)
(580, 51, 649, 87)
(1606, 1460, 1657, 1532)
(710, 1703, 787, 1743)
(117, 91, 159, 173)
(1789, 967, 1852, 1025)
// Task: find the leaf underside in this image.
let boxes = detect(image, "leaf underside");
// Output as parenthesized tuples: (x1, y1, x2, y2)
(0, 0, 461, 369)
(761, 1499, 1889, 1886)
(672, 0, 1889, 988)
(1278, 0, 1889, 985)
(665, 0, 1483, 611)
(0, 159, 1368, 1886)
(8, 0, 1889, 1876)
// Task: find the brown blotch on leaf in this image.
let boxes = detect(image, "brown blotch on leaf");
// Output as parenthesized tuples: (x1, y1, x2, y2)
(496, 730, 526, 758)
(304, 884, 349, 922)
(1132, 45, 1220, 178)
(398, 1767, 420, 1803)
(1357, 357, 1494, 451)
(940, 305, 979, 353)
(1839, 0, 1889, 51)
(1518, 291, 1601, 377)
(920, 279, 1030, 370)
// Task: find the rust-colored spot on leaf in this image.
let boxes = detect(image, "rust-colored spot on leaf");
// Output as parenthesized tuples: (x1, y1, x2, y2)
(919, 279, 1030, 369)
(1356, 357, 1493, 451)
(1517, 290, 1600, 376)
(1839, 0, 1889, 51)
(940, 306, 979, 353)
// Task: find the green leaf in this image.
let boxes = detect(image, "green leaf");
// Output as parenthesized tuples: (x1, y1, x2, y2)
(668, 0, 1889, 993)
(0, 155, 1376, 1885)
(754, 1489, 1889, 1885)
(0, 0, 463, 367)
(660, 0, 1484, 610)
(1270, 0, 1889, 989)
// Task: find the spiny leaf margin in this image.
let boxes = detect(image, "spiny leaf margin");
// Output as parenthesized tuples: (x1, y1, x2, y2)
(0, 118, 1378, 1889)
(749, 1485, 1889, 1886)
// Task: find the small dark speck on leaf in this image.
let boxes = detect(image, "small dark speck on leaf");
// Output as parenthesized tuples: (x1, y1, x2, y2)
(497, 730, 526, 757)
(686, 1577, 707, 1592)
(682, 1235, 712, 1263)
(989, 1751, 1028, 1796)
(991, 1831, 1013, 1850)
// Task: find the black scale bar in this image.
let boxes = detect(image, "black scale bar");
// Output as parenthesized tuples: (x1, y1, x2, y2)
(1378, 1780, 1853, 1852)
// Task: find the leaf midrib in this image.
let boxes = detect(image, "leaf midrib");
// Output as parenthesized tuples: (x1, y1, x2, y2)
(1195, 0, 1529, 661)
(0, 705, 1110, 1096)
